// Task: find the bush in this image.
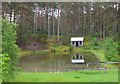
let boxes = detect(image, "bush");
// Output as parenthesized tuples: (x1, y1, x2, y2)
(91, 37, 100, 50)
(103, 37, 118, 61)
(61, 36, 71, 45)
(2, 19, 19, 81)
(69, 46, 73, 52)
(31, 34, 47, 44)
(1, 54, 13, 81)
(83, 45, 91, 50)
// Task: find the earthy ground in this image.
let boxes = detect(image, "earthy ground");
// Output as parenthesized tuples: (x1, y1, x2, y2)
(20, 37, 48, 50)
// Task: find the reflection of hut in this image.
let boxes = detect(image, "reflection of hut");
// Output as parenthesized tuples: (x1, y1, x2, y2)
(71, 54, 84, 64)
(71, 37, 84, 47)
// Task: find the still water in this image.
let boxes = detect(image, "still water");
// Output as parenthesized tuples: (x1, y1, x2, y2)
(18, 52, 100, 72)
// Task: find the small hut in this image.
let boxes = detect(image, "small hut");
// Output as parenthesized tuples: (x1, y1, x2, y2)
(71, 37, 84, 47)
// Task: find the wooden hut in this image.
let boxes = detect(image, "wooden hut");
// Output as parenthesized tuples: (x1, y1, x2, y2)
(71, 37, 84, 47)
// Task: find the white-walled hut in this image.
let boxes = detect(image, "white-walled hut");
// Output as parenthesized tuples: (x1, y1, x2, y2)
(71, 37, 84, 47)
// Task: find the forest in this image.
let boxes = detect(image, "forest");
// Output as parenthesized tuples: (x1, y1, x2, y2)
(2, 2, 119, 45)
(0, 2, 119, 83)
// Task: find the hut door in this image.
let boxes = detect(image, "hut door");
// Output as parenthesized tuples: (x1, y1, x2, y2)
(76, 42, 78, 47)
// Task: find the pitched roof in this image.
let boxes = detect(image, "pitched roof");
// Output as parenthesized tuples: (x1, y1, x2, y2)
(71, 37, 84, 41)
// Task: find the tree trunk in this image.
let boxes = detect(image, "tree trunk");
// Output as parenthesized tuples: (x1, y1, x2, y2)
(57, 5, 60, 42)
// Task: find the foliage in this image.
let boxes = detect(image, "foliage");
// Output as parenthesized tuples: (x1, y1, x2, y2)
(69, 46, 73, 52)
(102, 37, 118, 61)
(31, 34, 47, 44)
(0, 55, 2, 83)
(61, 36, 71, 45)
(84, 37, 91, 45)
(82, 37, 91, 50)
(37, 34, 47, 43)
(83, 45, 91, 50)
(0, 54, 18, 81)
(2, 19, 20, 81)
(83, 36, 118, 62)
(91, 37, 99, 50)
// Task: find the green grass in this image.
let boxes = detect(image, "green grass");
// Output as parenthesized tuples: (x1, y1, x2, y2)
(87, 49, 106, 62)
(10, 69, 118, 82)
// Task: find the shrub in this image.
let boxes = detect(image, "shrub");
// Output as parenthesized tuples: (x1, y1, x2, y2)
(91, 37, 99, 50)
(68, 46, 73, 52)
(83, 45, 91, 50)
(2, 19, 19, 81)
(103, 37, 118, 61)
(31, 34, 47, 44)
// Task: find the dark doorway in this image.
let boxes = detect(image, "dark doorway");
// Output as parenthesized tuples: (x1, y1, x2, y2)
(76, 42, 78, 47)
(72, 41, 74, 45)
(80, 41, 82, 44)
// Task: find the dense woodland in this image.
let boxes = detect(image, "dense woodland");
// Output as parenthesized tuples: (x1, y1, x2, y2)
(2, 2, 119, 46)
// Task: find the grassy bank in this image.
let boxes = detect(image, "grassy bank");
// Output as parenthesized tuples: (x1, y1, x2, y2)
(19, 44, 70, 58)
(10, 69, 118, 82)
(88, 49, 106, 62)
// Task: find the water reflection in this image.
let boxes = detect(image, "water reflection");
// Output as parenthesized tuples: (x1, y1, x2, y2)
(71, 54, 85, 64)
(18, 52, 100, 72)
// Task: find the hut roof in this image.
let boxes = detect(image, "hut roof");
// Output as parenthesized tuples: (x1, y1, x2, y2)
(71, 37, 84, 41)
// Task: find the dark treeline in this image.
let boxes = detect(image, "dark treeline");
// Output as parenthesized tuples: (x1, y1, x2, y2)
(2, 2, 119, 46)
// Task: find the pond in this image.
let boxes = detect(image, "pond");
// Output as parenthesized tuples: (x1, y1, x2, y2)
(18, 52, 100, 72)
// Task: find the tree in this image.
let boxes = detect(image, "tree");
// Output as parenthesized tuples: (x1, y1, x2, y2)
(2, 2, 119, 47)
(2, 19, 19, 81)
